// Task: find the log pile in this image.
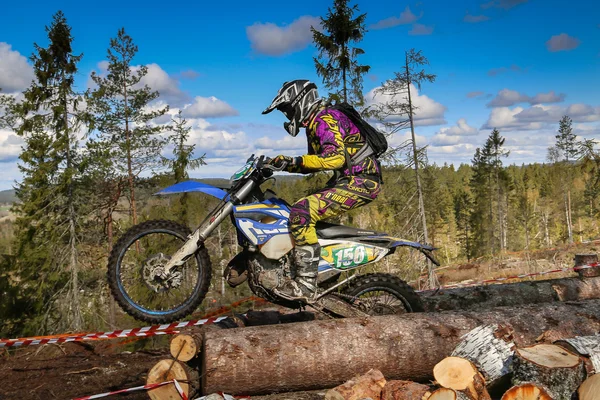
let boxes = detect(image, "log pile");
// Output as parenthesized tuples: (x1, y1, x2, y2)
(144, 254, 600, 399)
(320, 327, 598, 400)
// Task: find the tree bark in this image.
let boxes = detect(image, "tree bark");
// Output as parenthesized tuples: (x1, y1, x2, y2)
(575, 254, 600, 278)
(381, 380, 431, 400)
(511, 344, 585, 400)
(202, 300, 600, 395)
(421, 275, 600, 312)
(450, 324, 515, 387)
(324, 369, 386, 400)
(429, 388, 469, 400)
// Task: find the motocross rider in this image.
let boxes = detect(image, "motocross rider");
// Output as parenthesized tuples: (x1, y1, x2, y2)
(262, 80, 382, 302)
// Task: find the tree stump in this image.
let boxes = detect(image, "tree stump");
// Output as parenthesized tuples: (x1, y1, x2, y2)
(381, 380, 431, 400)
(433, 356, 491, 400)
(324, 369, 386, 400)
(555, 335, 600, 374)
(512, 344, 585, 400)
(451, 324, 515, 388)
(147, 359, 199, 400)
(428, 388, 469, 400)
(500, 383, 552, 400)
(575, 254, 600, 278)
(578, 373, 600, 400)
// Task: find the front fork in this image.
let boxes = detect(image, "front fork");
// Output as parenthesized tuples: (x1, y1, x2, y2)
(161, 180, 256, 276)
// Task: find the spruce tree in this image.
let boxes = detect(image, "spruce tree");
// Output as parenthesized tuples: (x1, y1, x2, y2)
(11, 11, 86, 332)
(87, 28, 167, 227)
(0, 90, 15, 129)
(164, 110, 206, 223)
(312, 0, 370, 106)
(548, 115, 579, 243)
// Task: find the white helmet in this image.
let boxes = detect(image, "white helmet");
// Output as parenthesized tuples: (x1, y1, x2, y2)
(262, 80, 321, 137)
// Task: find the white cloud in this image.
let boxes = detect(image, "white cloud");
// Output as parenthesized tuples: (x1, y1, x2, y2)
(182, 96, 238, 119)
(0, 43, 34, 93)
(437, 118, 479, 136)
(371, 7, 420, 30)
(255, 135, 307, 152)
(409, 23, 434, 35)
(483, 102, 600, 131)
(246, 16, 321, 56)
(136, 63, 187, 103)
(0, 129, 23, 162)
(546, 33, 580, 52)
(487, 89, 566, 107)
(366, 84, 446, 127)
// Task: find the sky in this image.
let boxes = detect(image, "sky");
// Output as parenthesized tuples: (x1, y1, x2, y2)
(0, 0, 599, 190)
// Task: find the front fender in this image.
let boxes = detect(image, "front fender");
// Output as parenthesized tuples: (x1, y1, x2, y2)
(154, 180, 228, 200)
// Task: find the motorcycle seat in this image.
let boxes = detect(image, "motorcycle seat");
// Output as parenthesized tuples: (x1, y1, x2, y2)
(316, 222, 383, 239)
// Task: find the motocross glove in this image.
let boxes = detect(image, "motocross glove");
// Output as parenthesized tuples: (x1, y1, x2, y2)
(271, 155, 302, 172)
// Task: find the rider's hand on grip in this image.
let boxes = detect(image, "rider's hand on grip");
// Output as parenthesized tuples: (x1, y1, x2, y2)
(269, 155, 292, 171)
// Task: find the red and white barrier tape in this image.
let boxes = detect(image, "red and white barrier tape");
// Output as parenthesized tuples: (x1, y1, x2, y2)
(0, 316, 229, 348)
(417, 262, 599, 292)
(73, 379, 186, 400)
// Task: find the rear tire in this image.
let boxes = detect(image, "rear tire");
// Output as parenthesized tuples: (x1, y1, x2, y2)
(107, 220, 212, 323)
(342, 273, 423, 315)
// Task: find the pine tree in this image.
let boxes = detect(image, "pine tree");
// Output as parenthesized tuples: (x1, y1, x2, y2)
(0, 90, 16, 129)
(483, 129, 510, 253)
(548, 115, 579, 243)
(164, 110, 206, 223)
(312, 0, 370, 106)
(11, 11, 86, 331)
(454, 188, 473, 260)
(87, 28, 167, 227)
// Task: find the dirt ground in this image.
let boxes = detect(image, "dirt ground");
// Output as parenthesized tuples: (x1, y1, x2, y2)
(0, 341, 168, 400)
(0, 338, 331, 400)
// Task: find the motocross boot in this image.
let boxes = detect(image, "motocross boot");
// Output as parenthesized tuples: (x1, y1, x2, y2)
(275, 244, 321, 302)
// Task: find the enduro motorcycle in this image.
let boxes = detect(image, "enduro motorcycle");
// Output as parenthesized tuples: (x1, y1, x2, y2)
(108, 155, 439, 323)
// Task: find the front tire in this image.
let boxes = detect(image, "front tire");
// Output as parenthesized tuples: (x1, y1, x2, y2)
(107, 220, 212, 323)
(342, 273, 423, 315)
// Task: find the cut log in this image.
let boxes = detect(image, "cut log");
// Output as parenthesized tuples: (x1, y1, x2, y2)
(512, 344, 585, 400)
(500, 383, 552, 400)
(575, 254, 600, 278)
(147, 359, 198, 400)
(428, 388, 468, 400)
(578, 373, 600, 400)
(433, 357, 491, 400)
(555, 334, 600, 374)
(170, 331, 203, 362)
(324, 369, 386, 400)
(202, 300, 600, 395)
(381, 380, 431, 400)
(450, 324, 515, 387)
(421, 275, 600, 312)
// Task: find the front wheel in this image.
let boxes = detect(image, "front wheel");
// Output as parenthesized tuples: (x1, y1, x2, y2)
(108, 220, 212, 323)
(341, 273, 423, 315)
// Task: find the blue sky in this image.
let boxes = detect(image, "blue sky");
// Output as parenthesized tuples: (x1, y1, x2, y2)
(1, 0, 599, 189)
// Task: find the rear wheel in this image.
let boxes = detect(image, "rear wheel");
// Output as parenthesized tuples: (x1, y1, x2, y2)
(341, 273, 423, 315)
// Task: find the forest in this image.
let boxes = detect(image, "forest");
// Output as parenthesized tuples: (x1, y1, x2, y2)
(1, 1, 599, 340)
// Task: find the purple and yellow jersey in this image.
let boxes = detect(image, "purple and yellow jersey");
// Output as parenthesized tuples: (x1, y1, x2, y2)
(296, 108, 381, 178)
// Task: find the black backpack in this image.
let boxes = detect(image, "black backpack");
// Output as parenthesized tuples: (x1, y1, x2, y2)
(329, 102, 388, 167)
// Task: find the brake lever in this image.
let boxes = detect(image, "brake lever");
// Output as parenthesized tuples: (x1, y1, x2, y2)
(262, 162, 288, 172)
